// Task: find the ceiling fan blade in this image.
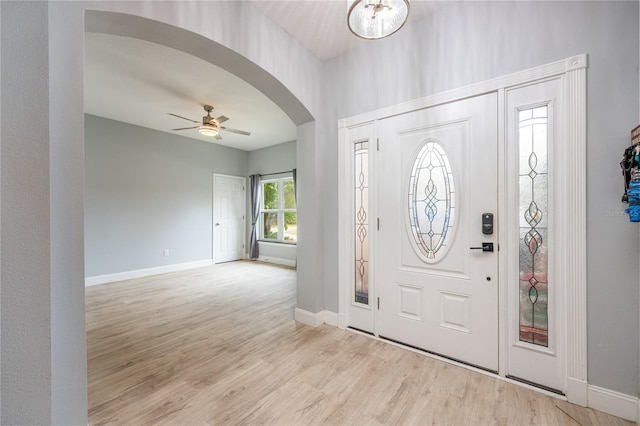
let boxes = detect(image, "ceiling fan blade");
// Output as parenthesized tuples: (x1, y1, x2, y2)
(171, 126, 199, 131)
(220, 126, 251, 136)
(214, 134, 223, 140)
(167, 113, 200, 124)
(214, 116, 229, 124)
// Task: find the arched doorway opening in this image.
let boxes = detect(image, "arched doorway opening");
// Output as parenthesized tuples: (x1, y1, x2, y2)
(50, 5, 319, 423)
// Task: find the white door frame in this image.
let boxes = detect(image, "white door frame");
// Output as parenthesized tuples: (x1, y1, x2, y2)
(213, 173, 246, 263)
(337, 54, 587, 405)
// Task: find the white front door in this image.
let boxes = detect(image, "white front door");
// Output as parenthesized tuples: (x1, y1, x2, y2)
(377, 93, 499, 371)
(213, 174, 245, 263)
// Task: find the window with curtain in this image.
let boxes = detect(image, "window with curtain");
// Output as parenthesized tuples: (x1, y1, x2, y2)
(260, 177, 297, 243)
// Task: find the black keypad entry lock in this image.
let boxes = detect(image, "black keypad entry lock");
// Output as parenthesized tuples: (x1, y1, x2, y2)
(482, 213, 494, 235)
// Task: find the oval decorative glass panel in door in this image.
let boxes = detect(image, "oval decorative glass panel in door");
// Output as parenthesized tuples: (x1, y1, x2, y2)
(408, 141, 456, 262)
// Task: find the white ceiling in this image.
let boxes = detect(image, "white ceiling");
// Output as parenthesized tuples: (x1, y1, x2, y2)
(84, 1, 438, 151)
(84, 32, 297, 151)
(250, 0, 439, 61)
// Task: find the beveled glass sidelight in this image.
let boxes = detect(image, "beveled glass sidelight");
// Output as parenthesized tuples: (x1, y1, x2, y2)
(408, 141, 456, 261)
(518, 106, 549, 347)
(354, 141, 369, 305)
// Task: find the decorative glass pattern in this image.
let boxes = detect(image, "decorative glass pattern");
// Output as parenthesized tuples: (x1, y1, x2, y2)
(518, 106, 549, 347)
(408, 141, 456, 261)
(354, 141, 369, 304)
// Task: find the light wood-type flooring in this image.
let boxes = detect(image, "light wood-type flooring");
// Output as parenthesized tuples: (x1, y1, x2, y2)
(87, 261, 632, 425)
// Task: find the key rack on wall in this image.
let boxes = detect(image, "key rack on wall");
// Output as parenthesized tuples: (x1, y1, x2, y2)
(620, 125, 640, 221)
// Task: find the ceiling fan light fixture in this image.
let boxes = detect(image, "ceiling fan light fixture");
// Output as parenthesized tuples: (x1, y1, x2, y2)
(198, 125, 219, 137)
(347, 0, 410, 40)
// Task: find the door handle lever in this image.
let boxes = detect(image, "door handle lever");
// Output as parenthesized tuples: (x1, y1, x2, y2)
(470, 242, 494, 252)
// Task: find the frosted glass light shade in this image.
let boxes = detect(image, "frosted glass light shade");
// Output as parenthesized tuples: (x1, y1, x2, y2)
(347, 0, 410, 40)
(198, 125, 219, 137)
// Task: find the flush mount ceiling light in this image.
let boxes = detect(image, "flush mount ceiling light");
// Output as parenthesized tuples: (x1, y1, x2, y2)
(347, 0, 410, 40)
(198, 124, 219, 137)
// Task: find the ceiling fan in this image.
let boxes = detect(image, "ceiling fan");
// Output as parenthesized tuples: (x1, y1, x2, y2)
(168, 105, 251, 140)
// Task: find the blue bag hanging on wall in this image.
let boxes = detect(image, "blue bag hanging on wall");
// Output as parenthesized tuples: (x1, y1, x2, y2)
(625, 180, 640, 222)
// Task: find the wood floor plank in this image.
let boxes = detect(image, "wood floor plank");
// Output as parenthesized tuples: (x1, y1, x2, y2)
(86, 261, 633, 425)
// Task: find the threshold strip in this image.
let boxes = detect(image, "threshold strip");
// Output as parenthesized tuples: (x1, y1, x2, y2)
(347, 326, 374, 336)
(506, 374, 565, 396)
(379, 335, 498, 375)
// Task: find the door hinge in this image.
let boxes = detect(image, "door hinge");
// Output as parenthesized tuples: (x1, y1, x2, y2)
(377, 297, 380, 310)
(243, 244, 245, 249)
(377, 138, 380, 151)
(377, 218, 380, 230)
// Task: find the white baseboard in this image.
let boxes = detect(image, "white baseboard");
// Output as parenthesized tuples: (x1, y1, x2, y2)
(294, 308, 324, 327)
(323, 311, 339, 327)
(588, 385, 639, 422)
(257, 255, 296, 267)
(85, 259, 213, 286)
(294, 308, 341, 328)
(566, 377, 588, 407)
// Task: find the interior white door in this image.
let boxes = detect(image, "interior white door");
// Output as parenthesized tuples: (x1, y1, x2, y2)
(377, 93, 499, 371)
(213, 174, 245, 263)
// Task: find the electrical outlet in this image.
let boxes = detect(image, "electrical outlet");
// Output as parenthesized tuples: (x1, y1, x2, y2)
(163, 249, 169, 257)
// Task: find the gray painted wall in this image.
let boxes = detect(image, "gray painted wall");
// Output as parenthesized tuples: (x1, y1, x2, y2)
(296, 120, 325, 314)
(322, 1, 639, 397)
(50, 2, 88, 420)
(247, 140, 297, 262)
(86, 117, 297, 276)
(85, 114, 247, 277)
(248, 140, 296, 178)
(1, 2, 52, 423)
